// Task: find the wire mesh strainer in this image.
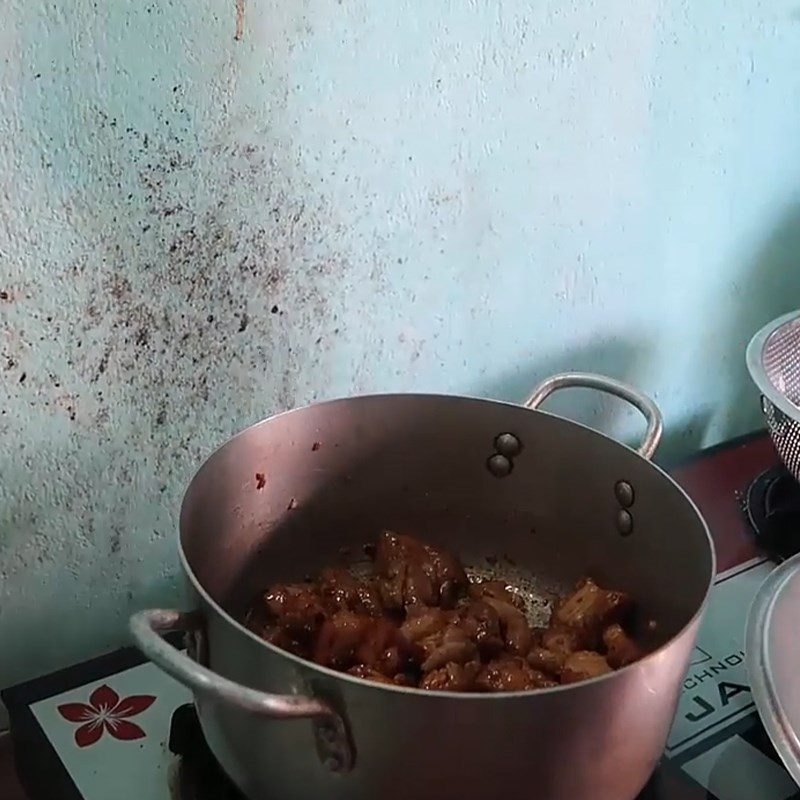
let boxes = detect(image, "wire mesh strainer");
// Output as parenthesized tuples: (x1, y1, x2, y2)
(747, 310, 800, 481)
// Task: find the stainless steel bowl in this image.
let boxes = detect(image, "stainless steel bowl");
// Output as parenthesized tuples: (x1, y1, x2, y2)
(746, 310, 800, 481)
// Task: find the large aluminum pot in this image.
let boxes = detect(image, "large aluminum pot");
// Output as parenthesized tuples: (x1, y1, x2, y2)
(131, 373, 714, 800)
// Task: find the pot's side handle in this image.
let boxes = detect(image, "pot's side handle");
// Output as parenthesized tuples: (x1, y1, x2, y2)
(130, 609, 354, 773)
(525, 372, 664, 461)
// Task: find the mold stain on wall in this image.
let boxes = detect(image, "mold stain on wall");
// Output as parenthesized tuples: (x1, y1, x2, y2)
(0, 0, 380, 690)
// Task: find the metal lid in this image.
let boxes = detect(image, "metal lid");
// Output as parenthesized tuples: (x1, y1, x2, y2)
(746, 552, 800, 785)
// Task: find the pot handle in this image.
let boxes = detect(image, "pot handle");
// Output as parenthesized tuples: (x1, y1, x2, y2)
(524, 372, 663, 461)
(129, 609, 354, 772)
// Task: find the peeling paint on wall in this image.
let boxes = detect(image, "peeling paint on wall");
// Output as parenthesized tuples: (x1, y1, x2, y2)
(1, 0, 800, 692)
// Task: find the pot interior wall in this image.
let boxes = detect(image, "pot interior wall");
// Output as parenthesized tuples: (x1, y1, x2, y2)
(180, 395, 713, 642)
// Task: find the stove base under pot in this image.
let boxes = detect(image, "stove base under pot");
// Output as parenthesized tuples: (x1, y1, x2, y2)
(2, 560, 797, 800)
(169, 705, 243, 800)
(744, 465, 800, 562)
(167, 702, 683, 800)
(3, 559, 798, 800)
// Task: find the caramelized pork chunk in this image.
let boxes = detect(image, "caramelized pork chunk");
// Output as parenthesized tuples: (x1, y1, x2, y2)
(399, 606, 449, 643)
(313, 610, 370, 668)
(476, 657, 558, 692)
(261, 582, 326, 643)
(314, 612, 409, 675)
(540, 626, 582, 657)
(419, 626, 478, 673)
(554, 578, 633, 648)
(481, 596, 533, 655)
(421, 661, 481, 691)
(248, 534, 647, 692)
(602, 624, 643, 668)
(374, 531, 469, 610)
(457, 601, 505, 658)
(561, 651, 613, 684)
(527, 646, 567, 678)
(318, 567, 384, 616)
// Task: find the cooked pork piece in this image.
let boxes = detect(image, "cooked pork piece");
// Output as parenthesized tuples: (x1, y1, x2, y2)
(480, 596, 533, 655)
(261, 582, 326, 645)
(421, 661, 481, 691)
(526, 646, 567, 678)
(374, 531, 469, 610)
(561, 651, 613, 684)
(540, 626, 581, 657)
(399, 606, 450, 643)
(476, 657, 558, 692)
(554, 578, 633, 648)
(420, 627, 478, 673)
(313, 610, 370, 668)
(318, 567, 384, 616)
(457, 601, 505, 658)
(602, 624, 643, 668)
(314, 611, 409, 676)
(247, 532, 647, 692)
(406, 601, 504, 669)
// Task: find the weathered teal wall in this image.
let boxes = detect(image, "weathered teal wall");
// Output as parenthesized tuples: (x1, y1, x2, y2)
(2, 1, 800, 694)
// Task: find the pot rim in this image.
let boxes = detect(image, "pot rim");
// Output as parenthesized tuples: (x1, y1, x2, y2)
(177, 391, 717, 700)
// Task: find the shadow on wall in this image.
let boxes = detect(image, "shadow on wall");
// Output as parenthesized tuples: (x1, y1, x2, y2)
(716, 201, 800, 441)
(473, 202, 800, 465)
(474, 332, 717, 466)
(472, 336, 678, 454)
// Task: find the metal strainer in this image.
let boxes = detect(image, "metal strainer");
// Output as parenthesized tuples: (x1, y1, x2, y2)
(747, 309, 800, 481)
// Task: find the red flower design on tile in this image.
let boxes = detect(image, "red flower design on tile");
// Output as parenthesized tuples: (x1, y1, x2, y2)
(57, 684, 156, 747)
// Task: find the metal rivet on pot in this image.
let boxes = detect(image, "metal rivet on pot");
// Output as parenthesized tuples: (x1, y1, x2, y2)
(614, 480, 634, 508)
(494, 433, 522, 458)
(616, 509, 634, 537)
(487, 453, 513, 478)
(314, 720, 353, 773)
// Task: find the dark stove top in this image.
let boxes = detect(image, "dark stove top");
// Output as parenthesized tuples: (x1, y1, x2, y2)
(169, 706, 243, 800)
(744, 465, 800, 561)
(166, 703, 695, 800)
